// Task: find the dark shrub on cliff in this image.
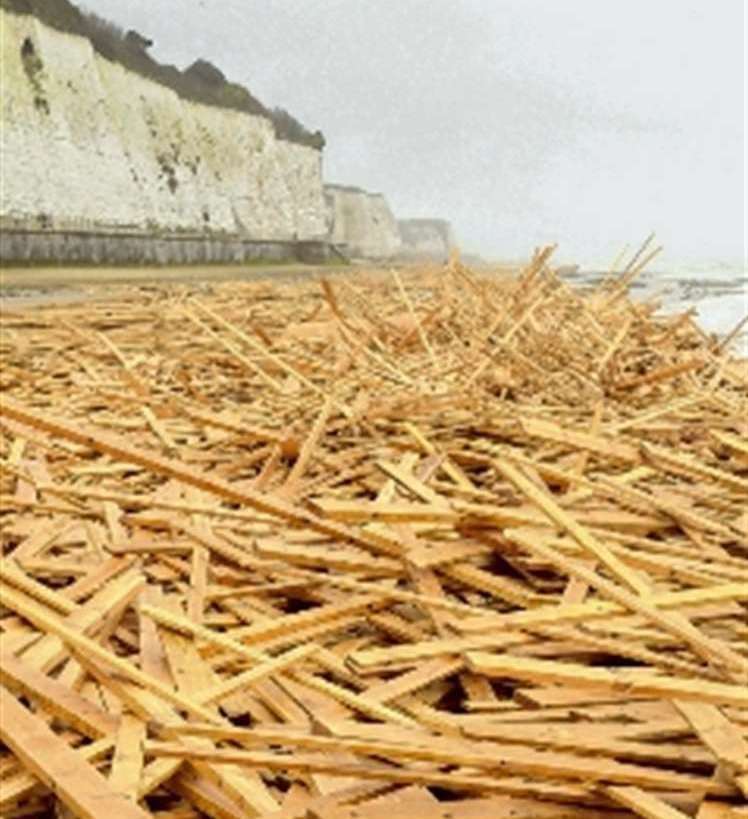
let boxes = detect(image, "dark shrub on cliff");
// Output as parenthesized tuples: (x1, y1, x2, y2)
(272, 108, 326, 151)
(0, 0, 325, 149)
(124, 30, 153, 51)
(184, 59, 227, 88)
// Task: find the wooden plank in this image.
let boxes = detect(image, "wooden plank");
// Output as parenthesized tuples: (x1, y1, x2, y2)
(0, 584, 221, 722)
(0, 396, 406, 558)
(194, 643, 318, 705)
(362, 657, 464, 704)
(521, 417, 640, 463)
(459, 582, 748, 633)
(0, 647, 118, 739)
(3, 265, 748, 817)
(697, 804, 748, 819)
(0, 737, 115, 813)
(466, 654, 748, 708)
(109, 713, 146, 800)
(187, 542, 209, 625)
(606, 786, 693, 819)
(0, 686, 150, 819)
(674, 701, 748, 774)
(145, 736, 731, 794)
(503, 527, 748, 680)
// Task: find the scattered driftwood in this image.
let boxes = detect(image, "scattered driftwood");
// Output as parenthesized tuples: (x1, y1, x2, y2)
(1, 249, 747, 819)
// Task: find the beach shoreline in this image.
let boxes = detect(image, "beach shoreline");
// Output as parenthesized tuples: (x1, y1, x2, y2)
(2, 262, 744, 356)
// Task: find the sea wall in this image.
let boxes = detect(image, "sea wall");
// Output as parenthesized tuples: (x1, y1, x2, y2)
(0, 229, 331, 265)
(0, 8, 327, 257)
(325, 185, 402, 260)
(398, 219, 456, 262)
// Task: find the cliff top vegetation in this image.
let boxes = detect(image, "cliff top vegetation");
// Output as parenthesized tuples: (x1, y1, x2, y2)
(1, 0, 325, 150)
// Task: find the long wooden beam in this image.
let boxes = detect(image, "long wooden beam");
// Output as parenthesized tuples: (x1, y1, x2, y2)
(0, 686, 150, 819)
(0, 396, 404, 557)
(466, 654, 748, 709)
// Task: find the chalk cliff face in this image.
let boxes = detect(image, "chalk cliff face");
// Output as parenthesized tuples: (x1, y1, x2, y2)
(325, 185, 402, 260)
(0, 8, 327, 240)
(398, 219, 456, 261)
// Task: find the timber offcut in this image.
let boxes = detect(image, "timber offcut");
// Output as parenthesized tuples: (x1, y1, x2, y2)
(0, 248, 747, 819)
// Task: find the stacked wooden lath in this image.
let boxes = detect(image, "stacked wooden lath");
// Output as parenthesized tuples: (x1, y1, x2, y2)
(0, 248, 746, 819)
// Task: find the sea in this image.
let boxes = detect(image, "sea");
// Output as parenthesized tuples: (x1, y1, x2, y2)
(570, 262, 748, 357)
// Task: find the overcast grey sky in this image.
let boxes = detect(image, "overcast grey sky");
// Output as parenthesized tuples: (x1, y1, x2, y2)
(81, 0, 745, 266)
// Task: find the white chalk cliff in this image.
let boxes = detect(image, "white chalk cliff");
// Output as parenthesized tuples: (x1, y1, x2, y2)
(0, 4, 457, 264)
(0, 7, 327, 240)
(325, 185, 402, 259)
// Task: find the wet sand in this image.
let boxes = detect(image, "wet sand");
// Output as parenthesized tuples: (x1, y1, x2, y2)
(2, 262, 745, 355)
(0, 262, 354, 310)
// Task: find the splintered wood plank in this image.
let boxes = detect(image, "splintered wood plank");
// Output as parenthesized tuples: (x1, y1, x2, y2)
(0, 647, 118, 739)
(142, 601, 303, 666)
(642, 442, 748, 494)
(466, 654, 748, 708)
(194, 643, 318, 705)
(503, 528, 748, 680)
(2, 261, 748, 817)
(0, 560, 78, 616)
(314, 498, 459, 524)
(403, 422, 475, 489)
(187, 543, 209, 625)
(279, 396, 333, 496)
(145, 737, 730, 795)
(6, 569, 145, 677)
(142, 405, 177, 450)
(606, 786, 693, 819)
(697, 804, 748, 819)
(674, 701, 748, 775)
(0, 737, 115, 813)
(444, 562, 541, 606)
(109, 713, 146, 800)
(0, 686, 150, 819)
(318, 795, 630, 819)
(255, 538, 401, 575)
(150, 721, 732, 795)
(193, 299, 351, 416)
(168, 769, 247, 819)
(463, 720, 715, 766)
(141, 745, 592, 803)
(9, 518, 71, 563)
(291, 671, 417, 727)
(138, 586, 173, 686)
(63, 554, 135, 601)
(205, 594, 383, 649)
(0, 584, 220, 722)
(157, 607, 282, 818)
(362, 657, 464, 704)
(460, 671, 506, 711)
(0, 396, 404, 557)
(314, 785, 440, 819)
(459, 582, 748, 633)
(494, 460, 650, 595)
(520, 417, 640, 463)
(158, 598, 220, 697)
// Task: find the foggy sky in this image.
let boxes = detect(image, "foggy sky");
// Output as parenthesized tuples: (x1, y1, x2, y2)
(79, 0, 745, 267)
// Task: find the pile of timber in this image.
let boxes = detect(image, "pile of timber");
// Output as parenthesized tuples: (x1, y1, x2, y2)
(0, 247, 747, 819)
